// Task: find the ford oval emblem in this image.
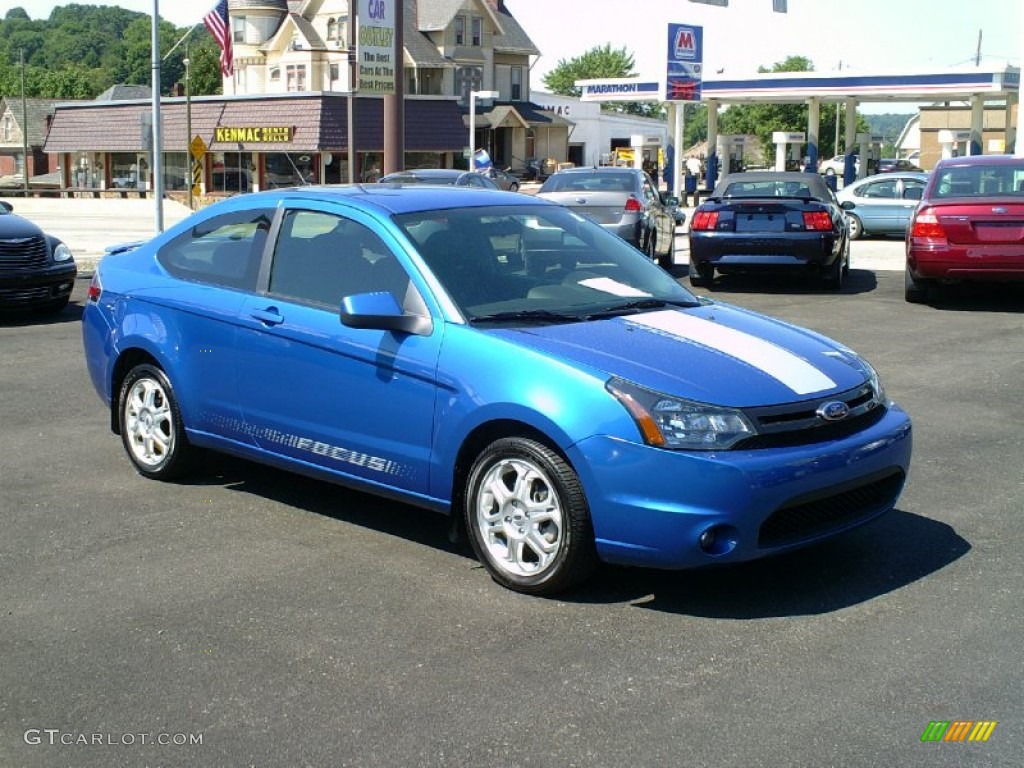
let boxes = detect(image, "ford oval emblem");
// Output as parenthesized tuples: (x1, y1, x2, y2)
(993, 206, 1007, 214)
(817, 401, 850, 421)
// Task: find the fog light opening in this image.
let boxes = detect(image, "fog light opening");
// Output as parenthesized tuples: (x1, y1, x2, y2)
(698, 524, 739, 556)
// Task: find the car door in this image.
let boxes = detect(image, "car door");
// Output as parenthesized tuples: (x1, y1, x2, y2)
(234, 204, 442, 495)
(640, 172, 674, 256)
(851, 177, 901, 233)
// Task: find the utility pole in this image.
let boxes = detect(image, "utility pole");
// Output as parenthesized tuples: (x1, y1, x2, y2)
(20, 50, 29, 196)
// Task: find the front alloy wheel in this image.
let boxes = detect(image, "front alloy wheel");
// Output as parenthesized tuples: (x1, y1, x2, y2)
(465, 437, 596, 595)
(119, 364, 196, 480)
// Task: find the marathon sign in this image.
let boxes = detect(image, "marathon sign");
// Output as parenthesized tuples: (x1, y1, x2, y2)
(666, 22, 703, 102)
(215, 126, 293, 143)
(577, 78, 662, 102)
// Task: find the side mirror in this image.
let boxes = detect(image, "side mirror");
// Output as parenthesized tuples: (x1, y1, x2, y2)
(0, 200, 13, 213)
(841, 200, 856, 211)
(663, 194, 680, 207)
(340, 291, 432, 336)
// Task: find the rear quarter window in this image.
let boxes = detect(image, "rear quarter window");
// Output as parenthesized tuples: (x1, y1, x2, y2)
(157, 209, 273, 290)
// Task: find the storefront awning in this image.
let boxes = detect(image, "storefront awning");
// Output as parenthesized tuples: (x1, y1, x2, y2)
(44, 94, 468, 154)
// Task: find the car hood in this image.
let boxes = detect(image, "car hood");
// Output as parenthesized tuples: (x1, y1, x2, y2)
(486, 303, 869, 407)
(0, 214, 44, 241)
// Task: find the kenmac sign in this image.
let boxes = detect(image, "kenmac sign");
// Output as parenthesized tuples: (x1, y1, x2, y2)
(214, 126, 293, 143)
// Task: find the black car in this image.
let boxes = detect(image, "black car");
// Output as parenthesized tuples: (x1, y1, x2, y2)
(0, 201, 77, 314)
(877, 158, 922, 173)
(378, 169, 500, 189)
(687, 172, 851, 289)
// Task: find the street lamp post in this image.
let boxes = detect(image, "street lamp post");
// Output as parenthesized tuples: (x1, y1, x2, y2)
(184, 53, 192, 209)
(469, 90, 499, 171)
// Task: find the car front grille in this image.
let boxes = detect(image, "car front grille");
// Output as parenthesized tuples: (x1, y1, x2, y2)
(734, 383, 885, 450)
(0, 235, 48, 273)
(758, 468, 905, 548)
(0, 285, 53, 303)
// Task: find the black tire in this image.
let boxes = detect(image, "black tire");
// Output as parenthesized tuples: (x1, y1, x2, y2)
(509, 182, 519, 193)
(656, 232, 674, 270)
(904, 264, 931, 304)
(823, 251, 844, 290)
(847, 213, 864, 240)
(689, 260, 714, 287)
(118, 364, 197, 481)
(464, 437, 597, 595)
(825, 167, 836, 177)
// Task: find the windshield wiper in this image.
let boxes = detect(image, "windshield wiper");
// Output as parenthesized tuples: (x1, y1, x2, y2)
(585, 298, 699, 319)
(470, 309, 583, 325)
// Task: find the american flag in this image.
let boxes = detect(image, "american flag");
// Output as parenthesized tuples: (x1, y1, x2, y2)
(203, 0, 233, 77)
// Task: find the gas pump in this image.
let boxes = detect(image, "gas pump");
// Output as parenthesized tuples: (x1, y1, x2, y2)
(855, 133, 884, 179)
(937, 129, 971, 160)
(772, 132, 805, 172)
(718, 135, 747, 174)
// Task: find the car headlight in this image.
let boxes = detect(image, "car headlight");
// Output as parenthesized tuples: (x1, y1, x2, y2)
(607, 377, 755, 450)
(53, 243, 74, 263)
(862, 359, 887, 405)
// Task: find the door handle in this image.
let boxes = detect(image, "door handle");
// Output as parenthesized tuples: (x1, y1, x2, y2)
(250, 306, 284, 326)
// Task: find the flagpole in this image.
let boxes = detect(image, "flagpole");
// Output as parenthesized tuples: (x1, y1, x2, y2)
(151, 0, 164, 231)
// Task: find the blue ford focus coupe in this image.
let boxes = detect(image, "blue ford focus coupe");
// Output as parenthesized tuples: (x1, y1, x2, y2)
(82, 186, 911, 594)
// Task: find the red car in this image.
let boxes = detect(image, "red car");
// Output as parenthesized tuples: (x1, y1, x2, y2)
(906, 155, 1024, 303)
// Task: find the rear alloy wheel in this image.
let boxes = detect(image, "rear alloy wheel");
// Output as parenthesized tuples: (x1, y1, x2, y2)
(825, 167, 836, 177)
(464, 437, 597, 595)
(118, 364, 197, 481)
(847, 213, 864, 240)
(904, 264, 932, 304)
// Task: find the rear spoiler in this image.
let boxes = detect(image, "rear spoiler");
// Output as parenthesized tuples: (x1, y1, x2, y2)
(103, 241, 146, 256)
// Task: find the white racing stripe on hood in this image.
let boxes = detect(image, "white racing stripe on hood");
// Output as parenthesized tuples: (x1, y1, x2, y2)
(626, 310, 836, 395)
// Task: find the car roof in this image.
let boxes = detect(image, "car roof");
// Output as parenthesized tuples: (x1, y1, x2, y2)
(933, 155, 1024, 170)
(200, 184, 541, 217)
(550, 167, 641, 174)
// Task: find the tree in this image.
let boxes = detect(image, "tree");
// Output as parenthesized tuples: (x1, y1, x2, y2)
(542, 43, 663, 118)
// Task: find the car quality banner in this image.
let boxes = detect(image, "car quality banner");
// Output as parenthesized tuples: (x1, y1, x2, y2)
(666, 23, 703, 102)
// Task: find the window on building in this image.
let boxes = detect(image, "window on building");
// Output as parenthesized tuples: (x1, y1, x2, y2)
(327, 17, 338, 41)
(270, 66, 280, 81)
(511, 67, 522, 101)
(264, 152, 314, 188)
(456, 66, 483, 103)
(454, 16, 465, 45)
(163, 151, 189, 191)
(232, 15, 245, 44)
(210, 151, 254, 194)
(2, 116, 12, 142)
(471, 16, 482, 46)
(286, 64, 306, 92)
(330, 63, 341, 82)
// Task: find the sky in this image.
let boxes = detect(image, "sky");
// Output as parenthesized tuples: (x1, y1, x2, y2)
(4, 0, 1022, 113)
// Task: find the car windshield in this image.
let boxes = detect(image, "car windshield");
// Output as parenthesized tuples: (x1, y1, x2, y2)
(932, 163, 1024, 198)
(538, 172, 636, 193)
(394, 204, 698, 323)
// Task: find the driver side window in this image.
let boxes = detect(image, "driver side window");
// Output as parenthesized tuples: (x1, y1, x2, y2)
(268, 211, 409, 309)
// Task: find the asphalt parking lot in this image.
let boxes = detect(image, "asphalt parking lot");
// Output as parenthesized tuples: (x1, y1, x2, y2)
(2, 237, 1022, 766)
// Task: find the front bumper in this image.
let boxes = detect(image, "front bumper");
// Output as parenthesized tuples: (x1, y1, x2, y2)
(568, 403, 912, 569)
(0, 263, 77, 309)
